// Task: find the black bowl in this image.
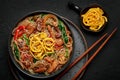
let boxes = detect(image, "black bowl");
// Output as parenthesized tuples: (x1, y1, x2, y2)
(8, 10, 74, 79)
(68, 2, 108, 33)
(80, 3, 108, 32)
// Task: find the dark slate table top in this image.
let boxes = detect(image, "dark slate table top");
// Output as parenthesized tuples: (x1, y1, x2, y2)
(0, 0, 120, 80)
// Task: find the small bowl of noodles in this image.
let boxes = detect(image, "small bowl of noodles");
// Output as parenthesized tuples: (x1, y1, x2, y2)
(81, 4, 108, 32)
(8, 10, 74, 79)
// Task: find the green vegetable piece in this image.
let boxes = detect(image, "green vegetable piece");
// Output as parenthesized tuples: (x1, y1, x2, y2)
(64, 36, 68, 44)
(58, 20, 62, 31)
(23, 34, 29, 45)
(65, 48, 69, 58)
(47, 52, 54, 56)
(29, 19, 34, 22)
(33, 58, 37, 63)
(40, 14, 45, 18)
(14, 43, 20, 60)
(58, 20, 68, 44)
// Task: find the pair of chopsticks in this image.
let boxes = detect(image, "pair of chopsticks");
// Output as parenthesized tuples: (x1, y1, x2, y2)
(55, 27, 117, 80)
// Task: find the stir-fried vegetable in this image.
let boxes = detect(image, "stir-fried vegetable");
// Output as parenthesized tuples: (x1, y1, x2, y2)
(58, 20, 68, 44)
(23, 34, 29, 45)
(65, 47, 69, 58)
(13, 43, 20, 60)
(14, 26, 26, 40)
(33, 58, 38, 63)
(40, 14, 45, 18)
(47, 52, 54, 56)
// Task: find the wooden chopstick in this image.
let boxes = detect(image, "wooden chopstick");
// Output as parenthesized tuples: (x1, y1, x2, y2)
(72, 27, 117, 80)
(55, 32, 108, 80)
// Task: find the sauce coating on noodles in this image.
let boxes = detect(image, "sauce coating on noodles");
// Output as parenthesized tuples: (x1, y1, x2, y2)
(11, 14, 73, 75)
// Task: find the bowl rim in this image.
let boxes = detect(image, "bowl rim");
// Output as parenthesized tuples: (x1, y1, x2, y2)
(8, 10, 75, 79)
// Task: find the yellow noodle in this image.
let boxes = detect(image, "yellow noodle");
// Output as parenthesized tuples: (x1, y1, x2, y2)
(81, 7, 107, 31)
(29, 32, 55, 60)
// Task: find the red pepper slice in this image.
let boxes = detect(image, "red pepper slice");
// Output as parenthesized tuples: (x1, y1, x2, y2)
(14, 26, 26, 40)
(14, 29, 19, 40)
(20, 26, 25, 30)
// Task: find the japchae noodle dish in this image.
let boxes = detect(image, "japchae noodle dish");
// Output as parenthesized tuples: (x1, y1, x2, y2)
(11, 13, 73, 75)
(81, 7, 108, 32)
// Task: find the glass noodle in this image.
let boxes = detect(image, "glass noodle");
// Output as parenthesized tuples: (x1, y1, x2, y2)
(11, 13, 73, 75)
